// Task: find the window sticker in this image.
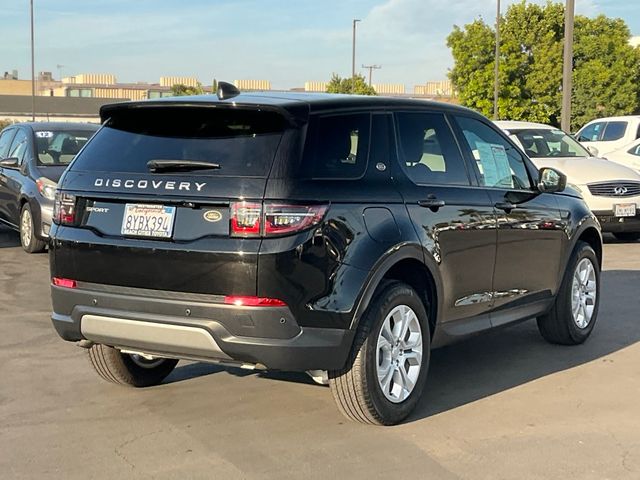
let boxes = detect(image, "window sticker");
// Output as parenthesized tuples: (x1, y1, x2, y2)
(476, 142, 513, 188)
(35, 131, 54, 138)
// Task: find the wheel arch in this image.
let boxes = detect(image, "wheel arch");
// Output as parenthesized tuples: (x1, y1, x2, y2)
(576, 225, 602, 268)
(350, 244, 441, 338)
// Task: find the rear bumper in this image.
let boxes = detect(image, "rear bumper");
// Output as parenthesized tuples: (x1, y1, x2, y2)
(593, 211, 640, 233)
(50, 283, 354, 371)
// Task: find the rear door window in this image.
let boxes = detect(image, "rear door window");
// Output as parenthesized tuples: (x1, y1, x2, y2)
(300, 113, 370, 179)
(34, 130, 94, 166)
(395, 112, 470, 185)
(71, 107, 286, 176)
(601, 121, 627, 141)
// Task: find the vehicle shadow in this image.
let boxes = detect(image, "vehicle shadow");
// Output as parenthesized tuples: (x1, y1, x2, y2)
(164, 269, 639, 422)
(409, 268, 639, 422)
(0, 226, 19, 248)
(166, 360, 315, 385)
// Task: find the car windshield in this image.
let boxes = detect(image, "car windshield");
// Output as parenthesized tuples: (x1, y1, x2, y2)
(34, 129, 95, 166)
(510, 128, 590, 158)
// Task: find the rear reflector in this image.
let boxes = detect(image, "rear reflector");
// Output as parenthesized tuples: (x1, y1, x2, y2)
(223, 296, 287, 307)
(52, 277, 77, 289)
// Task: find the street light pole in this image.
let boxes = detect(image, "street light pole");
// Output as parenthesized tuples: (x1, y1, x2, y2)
(352, 19, 361, 93)
(561, 0, 575, 132)
(30, 0, 36, 121)
(493, 0, 500, 120)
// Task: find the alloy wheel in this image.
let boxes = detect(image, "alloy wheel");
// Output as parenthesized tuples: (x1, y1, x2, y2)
(571, 257, 597, 329)
(375, 304, 423, 403)
(21, 208, 32, 248)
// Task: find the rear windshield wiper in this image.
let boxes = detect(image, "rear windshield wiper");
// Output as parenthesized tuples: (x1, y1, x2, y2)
(147, 159, 221, 173)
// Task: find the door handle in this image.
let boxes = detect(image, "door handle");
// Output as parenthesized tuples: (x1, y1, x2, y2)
(418, 198, 446, 210)
(495, 201, 516, 212)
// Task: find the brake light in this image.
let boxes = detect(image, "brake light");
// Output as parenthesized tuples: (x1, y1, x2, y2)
(52, 277, 77, 289)
(230, 201, 261, 237)
(53, 192, 77, 225)
(230, 202, 328, 237)
(223, 296, 287, 307)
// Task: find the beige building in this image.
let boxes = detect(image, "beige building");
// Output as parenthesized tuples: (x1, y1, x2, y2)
(0, 72, 208, 101)
(373, 84, 405, 95)
(62, 73, 116, 85)
(415, 80, 454, 97)
(160, 76, 199, 88)
(234, 79, 271, 91)
(304, 81, 328, 93)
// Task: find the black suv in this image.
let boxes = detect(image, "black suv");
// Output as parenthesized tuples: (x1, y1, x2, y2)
(50, 85, 602, 425)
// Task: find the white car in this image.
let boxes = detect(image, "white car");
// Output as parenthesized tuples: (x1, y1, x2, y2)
(602, 138, 640, 173)
(575, 115, 640, 156)
(496, 121, 640, 241)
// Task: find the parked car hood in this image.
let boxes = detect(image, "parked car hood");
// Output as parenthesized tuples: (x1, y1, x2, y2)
(529, 156, 640, 184)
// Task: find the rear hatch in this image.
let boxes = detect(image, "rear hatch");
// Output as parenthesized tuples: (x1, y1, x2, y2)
(51, 104, 293, 295)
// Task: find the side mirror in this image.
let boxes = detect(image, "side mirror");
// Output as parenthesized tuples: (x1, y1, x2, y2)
(537, 167, 566, 194)
(0, 158, 19, 169)
(586, 146, 599, 157)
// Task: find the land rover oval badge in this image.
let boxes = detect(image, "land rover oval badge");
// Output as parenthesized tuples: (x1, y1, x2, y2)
(203, 210, 222, 222)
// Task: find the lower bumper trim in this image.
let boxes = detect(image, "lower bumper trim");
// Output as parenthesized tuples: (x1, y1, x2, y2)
(81, 314, 232, 361)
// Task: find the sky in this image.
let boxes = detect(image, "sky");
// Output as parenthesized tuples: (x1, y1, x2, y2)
(1, 0, 640, 90)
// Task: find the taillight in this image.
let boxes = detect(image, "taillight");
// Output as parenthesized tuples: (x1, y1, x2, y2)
(230, 201, 262, 237)
(264, 204, 328, 236)
(230, 202, 328, 237)
(223, 295, 286, 307)
(36, 177, 57, 200)
(53, 192, 77, 225)
(52, 277, 77, 288)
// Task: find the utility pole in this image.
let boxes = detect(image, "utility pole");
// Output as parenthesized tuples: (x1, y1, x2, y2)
(561, 0, 575, 132)
(362, 64, 381, 86)
(30, 0, 36, 121)
(493, 0, 500, 120)
(351, 19, 361, 93)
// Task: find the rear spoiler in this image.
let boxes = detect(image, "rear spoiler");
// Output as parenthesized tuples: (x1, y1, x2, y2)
(99, 99, 309, 128)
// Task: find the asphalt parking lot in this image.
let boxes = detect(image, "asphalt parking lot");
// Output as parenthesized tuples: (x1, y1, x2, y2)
(1, 226, 639, 480)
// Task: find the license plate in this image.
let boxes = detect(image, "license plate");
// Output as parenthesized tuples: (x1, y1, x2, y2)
(614, 203, 637, 217)
(121, 204, 176, 238)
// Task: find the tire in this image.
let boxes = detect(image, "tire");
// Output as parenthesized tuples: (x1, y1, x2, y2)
(329, 281, 431, 425)
(20, 203, 46, 253)
(87, 344, 179, 387)
(613, 232, 640, 242)
(537, 241, 600, 345)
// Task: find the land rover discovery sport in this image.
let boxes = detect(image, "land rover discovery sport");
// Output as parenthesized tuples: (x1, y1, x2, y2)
(49, 84, 602, 425)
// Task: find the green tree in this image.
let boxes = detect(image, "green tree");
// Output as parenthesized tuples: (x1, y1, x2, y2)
(170, 82, 205, 96)
(326, 74, 377, 95)
(447, 1, 640, 131)
(0, 119, 13, 131)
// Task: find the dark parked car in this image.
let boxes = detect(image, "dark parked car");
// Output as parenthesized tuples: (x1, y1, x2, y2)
(49, 85, 602, 425)
(0, 122, 99, 252)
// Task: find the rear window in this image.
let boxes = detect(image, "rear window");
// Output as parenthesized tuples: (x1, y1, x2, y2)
(602, 121, 627, 141)
(71, 107, 286, 176)
(34, 129, 95, 166)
